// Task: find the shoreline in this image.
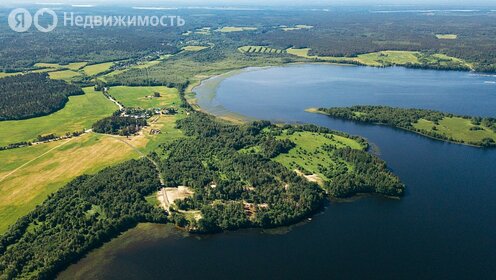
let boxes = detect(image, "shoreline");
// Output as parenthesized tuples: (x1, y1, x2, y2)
(308, 107, 492, 149)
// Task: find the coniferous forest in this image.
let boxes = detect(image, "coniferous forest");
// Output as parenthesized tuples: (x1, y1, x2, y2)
(0, 73, 83, 121)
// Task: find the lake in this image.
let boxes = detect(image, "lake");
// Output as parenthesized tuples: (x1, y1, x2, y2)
(59, 64, 496, 280)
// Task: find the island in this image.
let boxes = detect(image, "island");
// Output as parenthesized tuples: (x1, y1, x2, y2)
(309, 106, 496, 147)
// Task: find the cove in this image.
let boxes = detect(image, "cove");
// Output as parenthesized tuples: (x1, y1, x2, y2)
(59, 64, 496, 280)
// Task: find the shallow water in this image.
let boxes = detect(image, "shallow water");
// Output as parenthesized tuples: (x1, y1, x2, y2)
(60, 64, 496, 280)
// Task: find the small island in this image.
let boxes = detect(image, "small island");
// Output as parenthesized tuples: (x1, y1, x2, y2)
(309, 106, 496, 147)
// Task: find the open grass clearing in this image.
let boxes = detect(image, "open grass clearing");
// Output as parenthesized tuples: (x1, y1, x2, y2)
(0, 133, 143, 234)
(83, 62, 114, 76)
(413, 117, 496, 144)
(182, 46, 209, 52)
(108, 86, 180, 109)
(48, 70, 82, 80)
(0, 87, 117, 146)
(282, 24, 314, 31)
(216, 26, 257, 32)
(273, 131, 363, 181)
(436, 34, 458, 40)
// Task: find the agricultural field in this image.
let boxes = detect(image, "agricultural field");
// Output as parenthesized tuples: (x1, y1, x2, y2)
(287, 48, 470, 69)
(216, 26, 257, 32)
(108, 86, 180, 109)
(48, 70, 82, 80)
(0, 87, 117, 146)
(281, 24, 314, 31)
(413, 117, 496, 144)
(83, 62, 115, 76)
(35, 62, 88, 71)
(287, 48, 355, 62)
(0, 133, 143, 234)
(273, 131, 364, 182)
(238, 46, 285, 54)
(436, 34, 458, 40)
(195, 27, 211, 35)
(182, 46, 209, 52)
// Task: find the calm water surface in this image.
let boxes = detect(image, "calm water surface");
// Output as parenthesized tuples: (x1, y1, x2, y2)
(60, 65, 496, 280)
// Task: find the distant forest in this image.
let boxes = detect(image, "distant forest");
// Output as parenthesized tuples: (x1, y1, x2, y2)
(0, 73, 83, 121)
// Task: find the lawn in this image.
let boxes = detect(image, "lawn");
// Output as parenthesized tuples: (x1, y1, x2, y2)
(0, 133, 143, 234)
(0, 87, 117, 146)
(216, 26, 257, 32)
(83, 62, 114, 76)
(108, 86, 180, 109)
(273, 131, 363, 181)
(413, 117, 496, 144)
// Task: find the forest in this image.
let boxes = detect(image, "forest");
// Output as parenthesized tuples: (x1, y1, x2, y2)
(0, 159, 164, 279)
(92, 116, 147, 136)
(317, 106, 496, 147)
(0, 73, 83, 121)
(159, 113, 404, 232)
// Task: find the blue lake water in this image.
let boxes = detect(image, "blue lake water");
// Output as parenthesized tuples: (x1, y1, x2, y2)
(60, 64, 496, 280)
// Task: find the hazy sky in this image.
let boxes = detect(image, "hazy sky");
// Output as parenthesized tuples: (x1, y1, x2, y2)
(3, 0, 495, 6)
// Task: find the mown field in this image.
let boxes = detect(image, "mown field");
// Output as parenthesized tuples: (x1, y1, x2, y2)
(0, 133, 144, 234)
(0, 87, 117, 146)
(216, 26, 257, 32)
(109, 86, 180, 109)
(83, 62, 115, 76)
(48, 70, 82, 80)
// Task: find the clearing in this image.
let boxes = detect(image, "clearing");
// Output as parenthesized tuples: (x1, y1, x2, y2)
(0, 87, 117, 146)
(273, 130, 364, 181)
(216, 26, 257, 32)
(238, 46, 285, 54)
(83, 62, 114, 76)
(108, 86, 180, 109)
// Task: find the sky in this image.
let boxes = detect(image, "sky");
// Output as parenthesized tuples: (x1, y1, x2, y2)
(3, 0, 496, 6)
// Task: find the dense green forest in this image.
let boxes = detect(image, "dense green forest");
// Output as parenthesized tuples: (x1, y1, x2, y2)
(0, 159, 164, 279)
(160, 113, 404, 232)
(92, 116, 147, 136)
(316, 106, 496, 147)
(0, 73, 83, 121)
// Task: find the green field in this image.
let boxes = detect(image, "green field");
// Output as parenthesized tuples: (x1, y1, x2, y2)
(286, 48, 355, 63)
(287, 48, 470, 69)
(238, 46, 285, 54)
(83, 62, 114, 76)
(35, 62, 88, 71)
(216, 26, 257, 32)
(0, 133, 143, 234)
(273, 131, 363, 181)
(48, 70, 82, 80)
(414, 117, 496, 144)
(0, 87, 117, 146)
(109, 86, 180, 109)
